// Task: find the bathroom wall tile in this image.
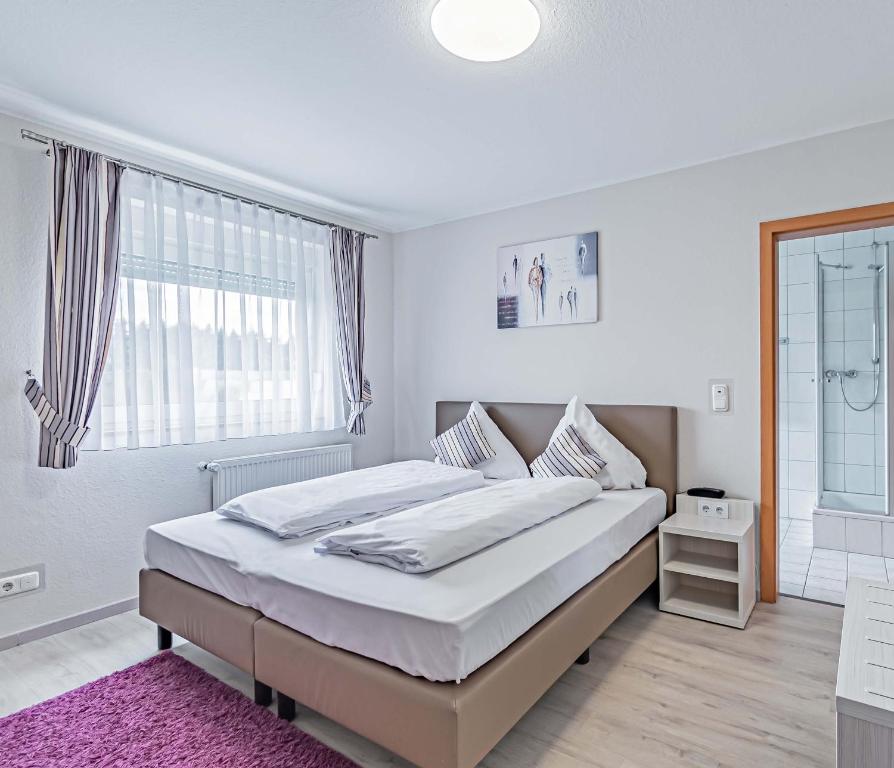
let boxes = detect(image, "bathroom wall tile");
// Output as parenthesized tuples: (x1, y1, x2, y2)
(844, 277, 875, 310)
(844, 229, 875, 248)
(823, 402, 844, 433)
(788, 490, 815, 519)
(789, 402, 815, 432)
(875, 403, 886, 433)
(788, 283, 814, 314)
(843, 245, 875, 278)
(876, 432, 885, 466)
(778, 401, 789, 430)
(845, 516, 883, 556)
(778, 252, 788, 287)
(824, 433, 844, 463)
(788, 252, 816, 285)
(789, 460, 816, 491)
(843, 371, 880, 402)
(823, 341, 844, 369)
(778, 459, 789, 490)
(824, 311, 844, 341)
(778, 489, 790, 517)
(845, 405, 875, 435)
(845, 340, 875, 372)
(816, 233, 844, 252)
(883, 522, 894, 558)
(824, 462, 845, 492)
(823, 283, 845, 310)
(788, 372, 816, 403)
(845, 464, 875, 494)
(874, 226, 894, 243)
(789, 430, 816, 462)
(787, 342, 815, 373)
(788, 312, 816, 343)
(844, 308, 874, 341)
(877, 466, 887, 496)
(823, 376, 843, 402)
(814, 512, 846, 549)
(778, 428, 789, 460)
(845, 433, 875, 466)
(788, 236, 816, 255)
(779, 289, 788, 316)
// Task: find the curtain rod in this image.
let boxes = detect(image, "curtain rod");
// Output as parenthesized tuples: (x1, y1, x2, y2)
(20, 128, 379, 240)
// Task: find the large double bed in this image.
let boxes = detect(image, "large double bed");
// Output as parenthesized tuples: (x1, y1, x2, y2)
(139, 401, 678, 768)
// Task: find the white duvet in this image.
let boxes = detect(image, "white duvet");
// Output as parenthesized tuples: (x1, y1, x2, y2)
(315, 477, 602, 572)
(218, 460, 485, 538)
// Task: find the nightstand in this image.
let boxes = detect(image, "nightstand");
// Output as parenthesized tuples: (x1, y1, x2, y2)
(658, 494, 756, 629)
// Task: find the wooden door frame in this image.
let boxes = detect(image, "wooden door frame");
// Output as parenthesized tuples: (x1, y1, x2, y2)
(760, 202, 894, 602)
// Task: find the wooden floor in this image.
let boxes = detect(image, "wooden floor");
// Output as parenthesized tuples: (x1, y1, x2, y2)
(0, 595, 843, 768)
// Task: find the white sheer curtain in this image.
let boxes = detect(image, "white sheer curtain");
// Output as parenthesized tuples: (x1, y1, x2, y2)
(85, 169, 345, 450)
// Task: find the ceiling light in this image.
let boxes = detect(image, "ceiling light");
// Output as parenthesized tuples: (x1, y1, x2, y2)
(431, 0, 541, 63)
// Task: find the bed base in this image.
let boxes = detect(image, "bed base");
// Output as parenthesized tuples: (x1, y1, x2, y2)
(157, 626, 172, 651)
(139, 531, 657, 768)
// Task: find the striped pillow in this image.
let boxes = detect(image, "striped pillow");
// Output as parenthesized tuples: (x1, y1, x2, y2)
(530, 424, 607, 479)
(430, 412, 496, 470)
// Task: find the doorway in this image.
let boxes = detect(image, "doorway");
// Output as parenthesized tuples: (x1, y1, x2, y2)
(759, 203, 894, 602)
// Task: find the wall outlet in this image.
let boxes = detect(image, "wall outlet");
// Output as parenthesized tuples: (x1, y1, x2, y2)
(698, 499, 730, 519)
(0, 576, 20, 597)
(0, 566, 43, 599)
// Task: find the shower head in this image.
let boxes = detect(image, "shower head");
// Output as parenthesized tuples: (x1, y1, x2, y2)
(818, 261, 851, 269)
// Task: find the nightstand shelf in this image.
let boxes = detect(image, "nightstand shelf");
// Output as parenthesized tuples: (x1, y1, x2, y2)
(659, 495, 756, 630)
(663, 551, 739, 582)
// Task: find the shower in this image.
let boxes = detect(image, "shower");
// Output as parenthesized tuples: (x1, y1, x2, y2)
(823, 245, 888, 413)
(777, 224, 893, 601)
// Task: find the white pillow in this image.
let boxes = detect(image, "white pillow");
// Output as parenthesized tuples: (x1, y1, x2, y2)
(548, 396, 647, 489)
(465, 401, 531, 480)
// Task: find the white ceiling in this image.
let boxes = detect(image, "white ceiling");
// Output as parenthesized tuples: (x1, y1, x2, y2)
(1, 1, 893, 232)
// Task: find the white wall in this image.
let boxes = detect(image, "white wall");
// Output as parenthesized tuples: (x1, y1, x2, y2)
(392, 120, 894, 515)
(0, 125, 395, 642)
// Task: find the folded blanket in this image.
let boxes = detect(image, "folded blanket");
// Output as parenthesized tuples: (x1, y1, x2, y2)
(218, 460, 485, 538)
(314, 477, 601, 572)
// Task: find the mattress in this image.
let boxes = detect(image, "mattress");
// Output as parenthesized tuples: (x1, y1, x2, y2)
(145, 486, 666, 682)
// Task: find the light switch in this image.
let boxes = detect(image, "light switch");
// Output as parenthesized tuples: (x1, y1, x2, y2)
(711, 383, 730, 412)
(19, 571, 39, 592)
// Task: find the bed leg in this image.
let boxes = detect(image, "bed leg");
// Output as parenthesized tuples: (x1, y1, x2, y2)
(575, 648, 590, 665)
(254, 680, 273, 707)
(157, 626, 172, 651)
(276, 692, 296, 721)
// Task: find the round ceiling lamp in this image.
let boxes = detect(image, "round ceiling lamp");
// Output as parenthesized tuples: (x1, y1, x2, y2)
(431, 0, 541, 63)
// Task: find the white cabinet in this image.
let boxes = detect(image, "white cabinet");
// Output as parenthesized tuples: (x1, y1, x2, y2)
(658, 495, 756, 629)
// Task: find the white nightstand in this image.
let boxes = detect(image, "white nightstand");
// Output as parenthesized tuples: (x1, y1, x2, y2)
(658, 494, 756, 629)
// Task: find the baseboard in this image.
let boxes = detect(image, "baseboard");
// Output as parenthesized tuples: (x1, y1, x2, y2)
(0, 596, 138, 651)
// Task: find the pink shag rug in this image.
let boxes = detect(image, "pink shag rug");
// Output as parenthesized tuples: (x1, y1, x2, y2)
(0, 651, 358, 767)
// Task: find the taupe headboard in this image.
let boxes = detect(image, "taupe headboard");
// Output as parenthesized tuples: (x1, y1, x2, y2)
(436, 402, 678, 514)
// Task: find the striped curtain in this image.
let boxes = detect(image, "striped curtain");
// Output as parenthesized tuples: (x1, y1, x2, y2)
(25, 142, 123, 468)
(329, 226, 372, 435)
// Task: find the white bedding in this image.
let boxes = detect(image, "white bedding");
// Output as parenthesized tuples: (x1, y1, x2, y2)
(315, 477, 601, 572)
(145, 486, 666, 682)
(217, 460, 485, 538)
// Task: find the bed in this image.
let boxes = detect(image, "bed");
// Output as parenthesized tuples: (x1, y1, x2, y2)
(139, 401, 677, 768)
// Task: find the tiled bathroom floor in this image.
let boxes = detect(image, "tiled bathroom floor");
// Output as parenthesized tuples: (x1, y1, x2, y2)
(779, 518, 894, 604)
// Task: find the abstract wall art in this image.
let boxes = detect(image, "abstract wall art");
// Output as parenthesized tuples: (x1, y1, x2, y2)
(496, 231, 598, 329)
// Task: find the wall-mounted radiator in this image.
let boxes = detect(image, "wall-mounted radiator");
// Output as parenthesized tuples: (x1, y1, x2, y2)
(200, 444, 353, 509)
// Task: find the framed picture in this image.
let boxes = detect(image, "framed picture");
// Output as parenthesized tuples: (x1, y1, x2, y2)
(496, 231, 598, 329)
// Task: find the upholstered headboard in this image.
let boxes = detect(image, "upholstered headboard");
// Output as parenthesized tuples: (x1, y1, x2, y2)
(435, 402, 678, 515)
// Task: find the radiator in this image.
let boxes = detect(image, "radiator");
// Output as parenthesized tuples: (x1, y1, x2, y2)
(201, 444, 353, 509)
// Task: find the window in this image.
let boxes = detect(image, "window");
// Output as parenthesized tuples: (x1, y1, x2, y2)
(85, 170, 345, 449)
